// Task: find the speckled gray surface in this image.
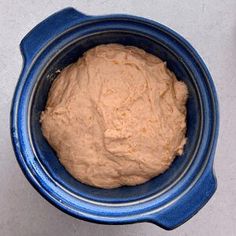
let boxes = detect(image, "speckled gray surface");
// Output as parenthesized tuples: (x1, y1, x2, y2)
(0, 0, 236, 235)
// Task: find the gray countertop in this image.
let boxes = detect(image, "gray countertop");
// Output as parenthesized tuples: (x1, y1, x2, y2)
(0, 1, 235, 235)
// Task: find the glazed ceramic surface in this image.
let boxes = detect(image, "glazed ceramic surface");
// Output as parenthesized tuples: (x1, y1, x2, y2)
(11, 8, 219, 230)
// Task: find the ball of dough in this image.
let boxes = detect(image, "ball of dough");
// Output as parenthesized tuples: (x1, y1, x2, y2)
(41, 44, 188, 189)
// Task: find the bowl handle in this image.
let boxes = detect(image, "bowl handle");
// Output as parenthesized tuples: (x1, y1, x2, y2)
(20, 7, 88, 65)
(148, 166, 217, 230)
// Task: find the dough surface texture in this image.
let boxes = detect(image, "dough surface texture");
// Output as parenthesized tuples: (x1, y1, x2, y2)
(41, 44, 188, 188)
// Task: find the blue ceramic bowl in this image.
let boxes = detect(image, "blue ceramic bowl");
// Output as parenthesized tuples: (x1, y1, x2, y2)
(11, 8, 219, 230)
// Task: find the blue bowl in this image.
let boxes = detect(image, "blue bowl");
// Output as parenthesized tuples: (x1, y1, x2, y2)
(11, 8, 219, 230)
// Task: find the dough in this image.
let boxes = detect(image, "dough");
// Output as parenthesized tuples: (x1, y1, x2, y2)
(41, 44, 188, 189)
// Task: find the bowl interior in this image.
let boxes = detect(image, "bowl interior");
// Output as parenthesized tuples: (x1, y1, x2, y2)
(30, 32, 201, 203)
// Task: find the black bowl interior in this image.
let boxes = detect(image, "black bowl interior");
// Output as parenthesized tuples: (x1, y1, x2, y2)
(30, 32, 201, 203)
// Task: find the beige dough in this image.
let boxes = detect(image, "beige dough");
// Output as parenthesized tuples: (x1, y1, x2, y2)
(41, 44, 188, 189)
